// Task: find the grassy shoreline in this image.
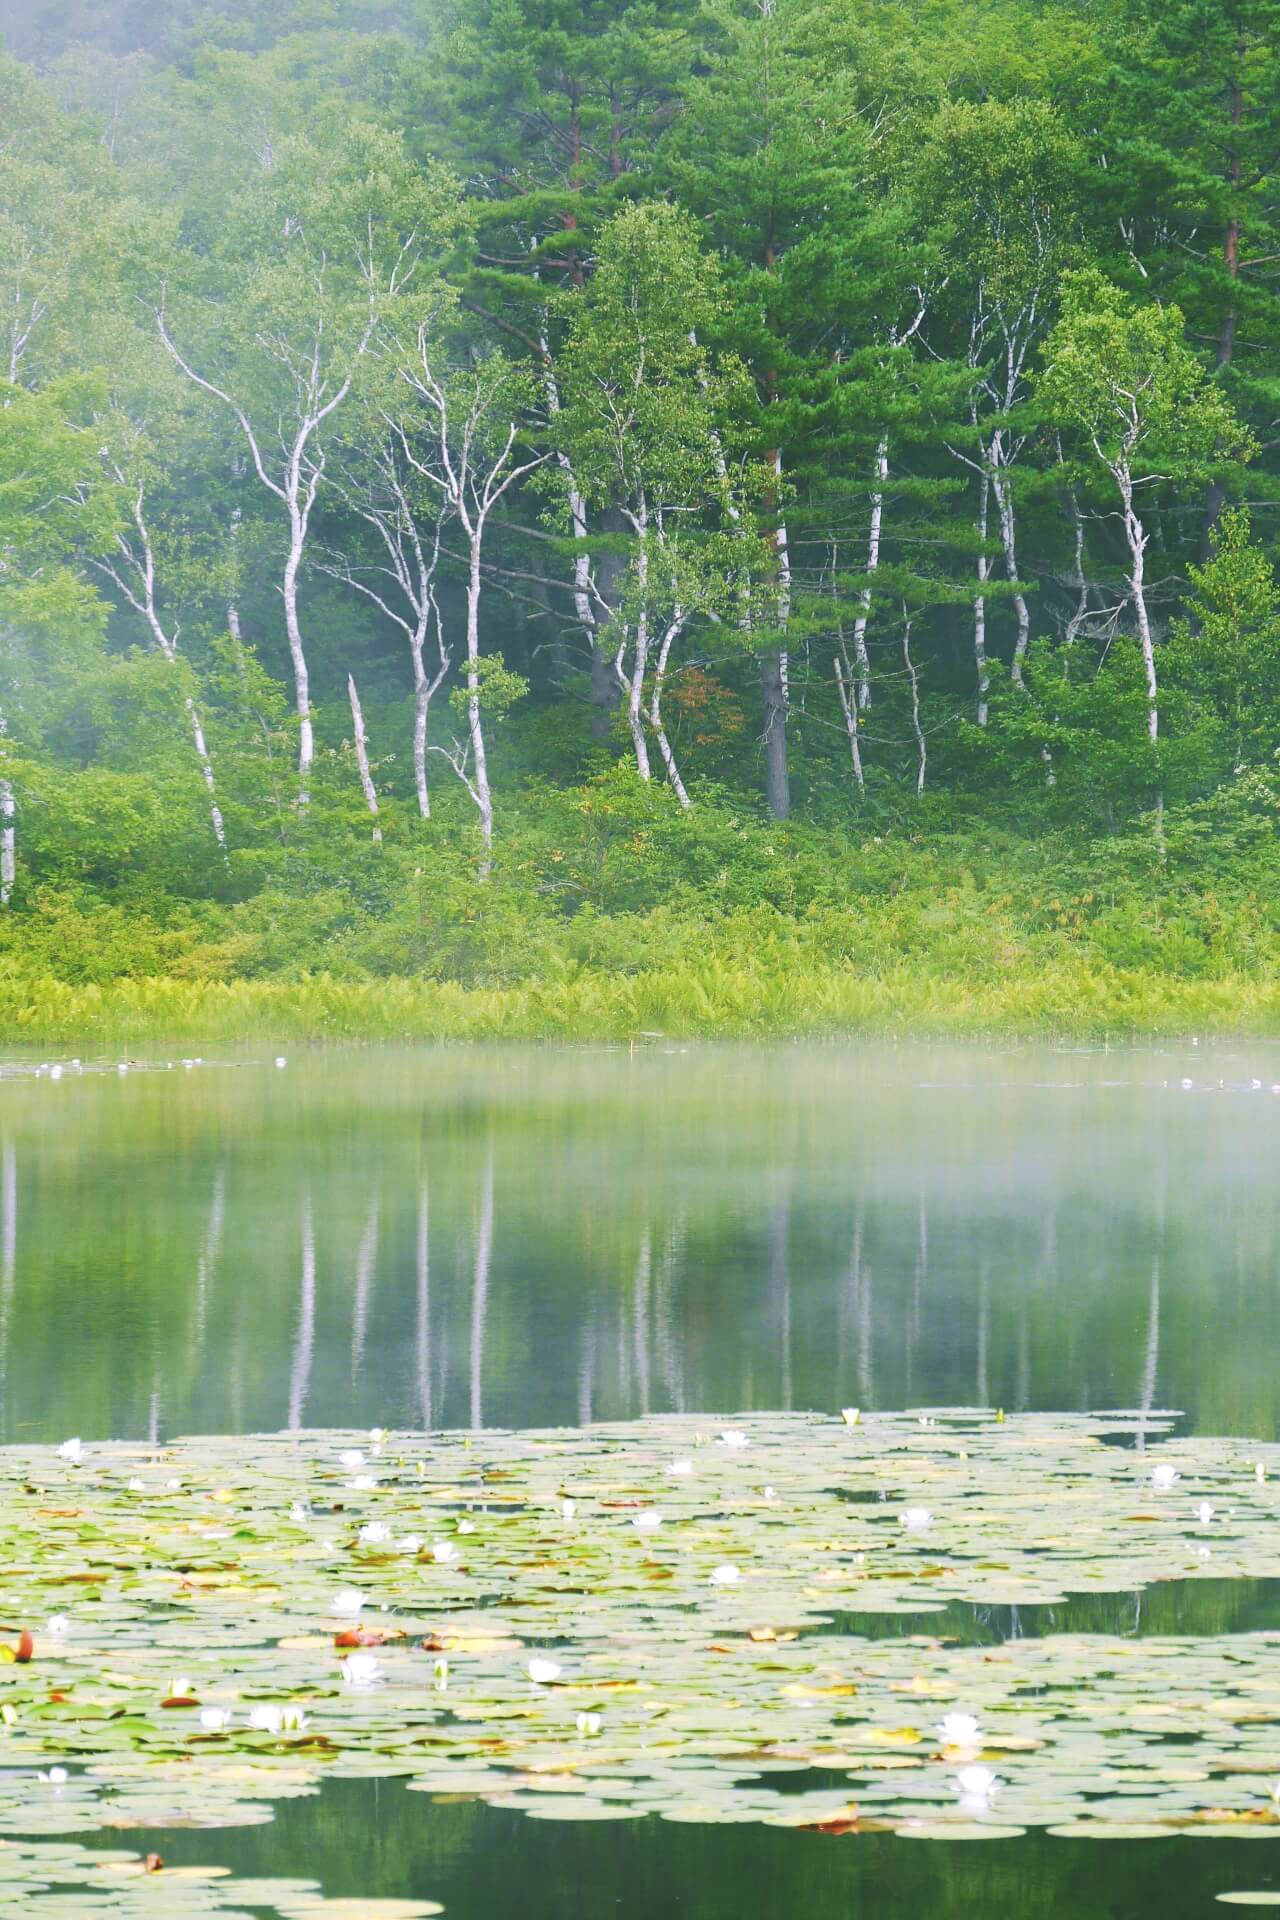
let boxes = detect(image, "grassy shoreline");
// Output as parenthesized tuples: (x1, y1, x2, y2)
(3, 958, 1278, 1047)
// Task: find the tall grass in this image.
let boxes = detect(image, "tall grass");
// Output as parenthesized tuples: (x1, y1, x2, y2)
(4, 954, 1278, 1047)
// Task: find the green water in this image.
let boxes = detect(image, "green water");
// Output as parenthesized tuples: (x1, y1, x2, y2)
(6, 1041, 1280, 1914)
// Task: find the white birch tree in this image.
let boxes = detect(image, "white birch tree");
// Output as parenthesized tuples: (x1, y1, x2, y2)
(156, 125, 464, 797)
(1040, 271, 1250, 746)
(391, 338, 545, 862)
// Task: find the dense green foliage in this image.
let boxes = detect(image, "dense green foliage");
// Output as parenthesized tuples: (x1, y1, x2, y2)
(2, 0, 1280, 1030)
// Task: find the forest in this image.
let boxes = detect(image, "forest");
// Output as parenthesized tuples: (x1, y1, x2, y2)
(3, 0, 1280, 1037)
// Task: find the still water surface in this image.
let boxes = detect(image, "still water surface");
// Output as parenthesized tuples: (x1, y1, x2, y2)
(5, 1041, 1280, 1914)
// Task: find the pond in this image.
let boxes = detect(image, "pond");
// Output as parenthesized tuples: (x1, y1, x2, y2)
(3, 1041, 1280, 1915)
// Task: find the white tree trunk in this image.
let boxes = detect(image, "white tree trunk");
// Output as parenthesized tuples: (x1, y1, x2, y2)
(852, 438, 887, 711)
(903, 611, 926, 796)
(185, 700, 226, 849)
(346, 674, 382, 844)
(284, 515, 314, 785)
(1120, 477, 1159, 741)
(0, 777, 13, 907)
(648, 617, 690, 807)
(834, 651, 865, 792)
(412, 658, 431, 819)
(466, 541, 494, 861)
(974, 469, 992, 726)
(624, 531, 653, 782)
(993, 466, 1031, 686)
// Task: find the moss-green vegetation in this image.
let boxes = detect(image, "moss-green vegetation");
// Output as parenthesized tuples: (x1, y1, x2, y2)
(6, 770, 1280, 1044)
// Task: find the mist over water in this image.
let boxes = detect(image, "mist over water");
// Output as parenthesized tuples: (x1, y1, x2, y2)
(5, 1041, 1279, 1445)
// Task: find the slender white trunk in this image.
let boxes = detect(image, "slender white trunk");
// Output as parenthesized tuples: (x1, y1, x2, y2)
(903, 609, 926, 796)
(974, 469, 992, 726)
(346, 674, 382, 844)
(412, 654, 431, 819)
(466, 539, 493, 860)
(621, 520, 652, 781)
(283, 513, 314, 785)
(831, 542, 865, 794)
(774, 451, 791, 708)
(0, 777, 13, 907)
(648, 616, 689, 807)
(1120, 478, 1159, 742)
(185, 700, 226, 849)
(103, 488, 227, 850)
(852, 438, 887, 710)
(540, 346, 602, 670)
(993, 467, 1031, 685)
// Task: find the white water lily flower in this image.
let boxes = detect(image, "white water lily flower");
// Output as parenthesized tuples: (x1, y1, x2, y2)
(841, 1408, 860, 1426)
(275, 1056, 287, 1069)
(39, 1767, 68, 1785)
(561, 1499, 576, 1520)
(1270, 1780, 1280, 1806)
(351, 1474, 377, 1491)
(1197, 1545, 1212, 1560)
(901, 1507, 933, 1531)
(631, 1510, 663, 1533)
(128, 1478, 145, 1493)
(57, 1438, 82, 1463)
(331, 1588, 364, 1618)
(369, 1428, 386, 1452)
(719, 1429, 749, 1449)
(341, 1652, 382, 1688)
(199, 1707, 231, 1732)
(398, 1535, 421, 1555)
(339, 1449, 365, 1472)
(1196, 1502, 1215, 1525)
(937, 1713, 981, 1749)
(527, 1658, 562, 1684)
(49, 1065, 63, 1081)
(1257, 1462, 1268, 1484)
(457, 1519, 475, 1535)
(432, 1541, 458, 1563)
(250, 1703, 308, 1734)
(667, 1460, 693, 1478)
(433, 1658, 449, 1692)
(710, 1564, 741, 1587)
(289, 1503, 311, 1525)
(359, 1522, 391, 1546)
(47, 1616, 68, 1639)
(1, 1704, 18, 1726)
(1150, 1463, 1180, 1490)
(955, 1764, 1000, 1807)
(576, 1712, 602, 1737)
(763, 1486, 777, 1503)
(166, 1477, 182, 1491)
(169, 1676, 192, 1698)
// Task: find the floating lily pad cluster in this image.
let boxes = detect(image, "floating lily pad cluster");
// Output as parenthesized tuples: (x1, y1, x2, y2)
(2, 1408, 1280, 1867)
(0, 1840, 441, 1920)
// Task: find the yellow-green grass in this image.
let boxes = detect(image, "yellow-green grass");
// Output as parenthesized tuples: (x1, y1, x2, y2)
(2, 955, 1277, 1048)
